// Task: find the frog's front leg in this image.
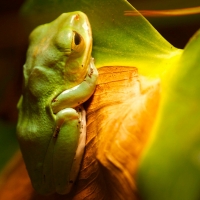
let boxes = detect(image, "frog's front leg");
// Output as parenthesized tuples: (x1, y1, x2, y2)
(51, 58, 98, 114)
(49, 58, 98, 194)
(52, 106, 86, 195)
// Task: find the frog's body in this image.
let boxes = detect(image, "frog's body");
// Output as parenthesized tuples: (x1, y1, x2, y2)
(17, 12, 98, 195)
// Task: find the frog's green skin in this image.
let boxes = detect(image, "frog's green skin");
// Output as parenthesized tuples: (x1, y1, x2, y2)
(17, 11, 98, 195)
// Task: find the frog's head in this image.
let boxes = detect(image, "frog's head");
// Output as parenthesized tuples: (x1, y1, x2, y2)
(27, 11, 92, 88)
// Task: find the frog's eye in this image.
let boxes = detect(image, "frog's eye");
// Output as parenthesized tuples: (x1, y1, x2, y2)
(74, 32, 81, 45)
(71, 31, 85, 53)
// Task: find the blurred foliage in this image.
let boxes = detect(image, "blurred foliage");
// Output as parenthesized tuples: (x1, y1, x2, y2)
(129, 0, 200, 25)
(137, 29, 200, 200)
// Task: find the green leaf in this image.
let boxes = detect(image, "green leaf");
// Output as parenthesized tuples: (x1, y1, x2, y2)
(20, 0, 182, 77)
(137, 29, 200, 200)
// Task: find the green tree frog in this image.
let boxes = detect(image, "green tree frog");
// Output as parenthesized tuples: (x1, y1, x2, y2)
(17, 11, 98, 195)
